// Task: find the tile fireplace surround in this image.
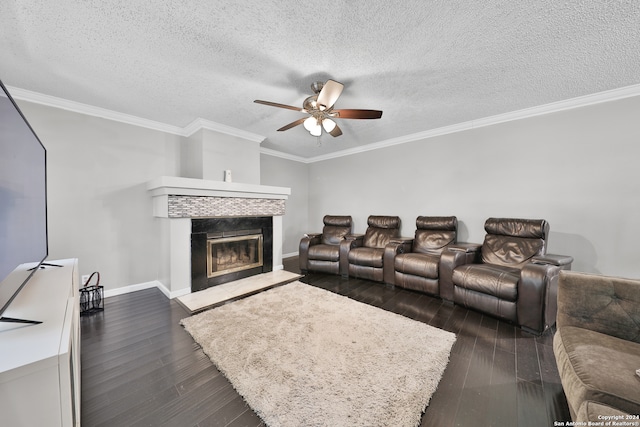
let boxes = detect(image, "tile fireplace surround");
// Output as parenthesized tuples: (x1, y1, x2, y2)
(148, 176, 291, 298)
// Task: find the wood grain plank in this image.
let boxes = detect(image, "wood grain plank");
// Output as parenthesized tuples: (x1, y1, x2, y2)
(80, 257, 572, 426)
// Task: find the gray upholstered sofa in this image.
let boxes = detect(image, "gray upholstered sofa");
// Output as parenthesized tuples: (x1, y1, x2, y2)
(553, 270, 640, 422)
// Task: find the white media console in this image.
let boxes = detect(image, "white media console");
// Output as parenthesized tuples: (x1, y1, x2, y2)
(0, 258, 81, 427)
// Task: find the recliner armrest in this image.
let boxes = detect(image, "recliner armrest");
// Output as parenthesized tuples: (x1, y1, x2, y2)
(383, 238, 414, 285)
(518, 255, 573, 334)
(439, 242, 482, 302)
(339, 235, 364, 276)
(532, 254, 573, 267)
(299, 233, 322, 272)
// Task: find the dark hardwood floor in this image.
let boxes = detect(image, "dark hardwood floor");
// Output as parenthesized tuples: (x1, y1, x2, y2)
(81, 257, 571, 426)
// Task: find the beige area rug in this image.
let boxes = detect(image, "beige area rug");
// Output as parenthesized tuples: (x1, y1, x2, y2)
(180, 281, 456, 427)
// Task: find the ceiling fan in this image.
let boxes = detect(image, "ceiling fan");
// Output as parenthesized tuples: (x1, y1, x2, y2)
(254, 79, 383, 137)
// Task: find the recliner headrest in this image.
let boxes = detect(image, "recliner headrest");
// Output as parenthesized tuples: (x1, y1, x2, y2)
(416, 216, 457, 231)
(367, 215, 400, 229)
(323, 215, 352, 227)
(484, 218, 548, 240)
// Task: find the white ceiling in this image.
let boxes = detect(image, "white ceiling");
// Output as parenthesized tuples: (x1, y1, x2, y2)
(1, 1, 639, 159)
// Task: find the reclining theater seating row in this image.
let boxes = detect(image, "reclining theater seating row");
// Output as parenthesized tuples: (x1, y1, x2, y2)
(300, 215, 574, 334)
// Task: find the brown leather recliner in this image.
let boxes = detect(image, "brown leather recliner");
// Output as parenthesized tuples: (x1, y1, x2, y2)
(440, 218, 573, 334)
(299, 215, 353, 275)
(383, 216, 458, 298)
(342, 215, 400, 282)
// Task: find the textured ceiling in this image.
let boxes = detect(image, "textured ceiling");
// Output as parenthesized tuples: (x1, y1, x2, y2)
(1, 1, 639, 158)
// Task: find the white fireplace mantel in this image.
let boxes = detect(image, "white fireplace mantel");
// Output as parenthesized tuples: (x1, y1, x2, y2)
(147, 176, 291, 298)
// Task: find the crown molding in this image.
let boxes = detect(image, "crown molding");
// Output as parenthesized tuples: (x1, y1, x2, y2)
(183, 117, 265, 143)
(7, 86, 187, 135)
(303, 82, 640, 163)
(259, 147, 310, 163)
(8, 82, 640, 164)
(7, 85, 266, 143)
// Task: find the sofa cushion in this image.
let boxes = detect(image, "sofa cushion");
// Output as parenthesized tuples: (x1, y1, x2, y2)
(320, 215, 352, 245)
(557, 271, 640, 343)
(363, 228, 398, 249)
(554, 326, 640, 416)
(452, 264, 519, 301)
(481, 218, 548, 268)
(484, 217, 548, 239)
(362, 216, 400, 248)
(321, 225, 351, 245)
(395, 253, 440, 279)
(348, 247, 385, 268)
(413, 216, 457, 254)
(413, 230, 456, 254)
(481, 235, 545, 268)
(307, 244, 340, 262)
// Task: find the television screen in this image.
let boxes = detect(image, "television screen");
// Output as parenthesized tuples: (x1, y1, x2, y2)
(0, 80, 48, 320)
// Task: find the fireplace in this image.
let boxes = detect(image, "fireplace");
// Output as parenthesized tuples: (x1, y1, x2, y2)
(206, 231, 263, 278)
(148, 176, 290, 297)
(191, 217, 273, 292)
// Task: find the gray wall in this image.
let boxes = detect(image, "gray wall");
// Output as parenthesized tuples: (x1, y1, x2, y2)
(182, 128, 261, 184)
(260, 154, 309, 256)
(308, 96, 640, 278)
(17, 101, 182, 290)
(14, 93, 640, 292)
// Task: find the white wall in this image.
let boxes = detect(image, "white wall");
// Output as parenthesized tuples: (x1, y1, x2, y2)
(308, 96, 640, 278)
(17, 101, 182, 291)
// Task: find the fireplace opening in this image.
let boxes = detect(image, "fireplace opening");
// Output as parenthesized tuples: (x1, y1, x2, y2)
(191, 217, 273, 292)
(207, 232, 263, 278)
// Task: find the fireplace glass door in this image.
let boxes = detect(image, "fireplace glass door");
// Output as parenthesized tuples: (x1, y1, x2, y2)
(206, 234, 264, 278)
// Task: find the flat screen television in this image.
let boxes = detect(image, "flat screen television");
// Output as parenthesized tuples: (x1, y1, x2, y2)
(0, 79, 49, 325)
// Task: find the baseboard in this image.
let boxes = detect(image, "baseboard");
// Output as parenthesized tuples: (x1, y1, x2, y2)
(162, 286, 191, 300)
(104, 280, 162, 298)
(283, 252, 298, 259)
(104, 280, 189, 300)
(103, 272, 287, 300)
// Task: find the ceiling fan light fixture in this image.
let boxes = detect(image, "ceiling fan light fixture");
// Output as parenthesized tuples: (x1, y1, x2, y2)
(303, 116, 317, 132)
(310, 124, 322, 137)
(322, 118, 336, 132)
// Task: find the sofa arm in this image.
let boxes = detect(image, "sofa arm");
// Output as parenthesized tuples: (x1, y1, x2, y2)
(299, 233, 322, 272)
(439, 243, 482, 302)
(339, 234, 364, 277)
(383, 238, 414, 285)
(556, 271, 640, 343)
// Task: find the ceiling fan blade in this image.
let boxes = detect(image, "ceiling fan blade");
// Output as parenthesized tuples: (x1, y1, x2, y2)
(329, 123, 343, 137)
(277, 117, 307, 131)
(332, 109, 383, 119)
(316, 79, 344, 110)
(254, 99, 305, 112)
